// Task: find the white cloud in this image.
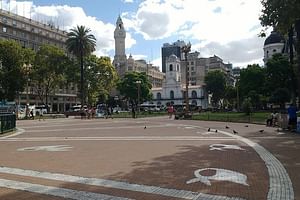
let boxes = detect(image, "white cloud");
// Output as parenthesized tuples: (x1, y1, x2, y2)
(123, 0, 265, 65)
(122, 0, 134, 3)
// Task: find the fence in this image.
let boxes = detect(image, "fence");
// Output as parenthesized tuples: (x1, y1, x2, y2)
(0, 114, 16, 134)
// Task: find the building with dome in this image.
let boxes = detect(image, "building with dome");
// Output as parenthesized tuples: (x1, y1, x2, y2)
(263, 31, 286, 64)
(151, 54, 208, 109)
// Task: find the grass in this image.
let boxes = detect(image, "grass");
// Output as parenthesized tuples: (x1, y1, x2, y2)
(191, 112, 270, 124)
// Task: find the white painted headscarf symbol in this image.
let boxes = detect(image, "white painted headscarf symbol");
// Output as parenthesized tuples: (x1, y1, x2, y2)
(18, 145, 73, 152)
(186, 168, 249, 186)
(209, 144, 245, 151)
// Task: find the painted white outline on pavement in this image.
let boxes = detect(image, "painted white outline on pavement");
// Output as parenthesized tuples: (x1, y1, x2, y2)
(0, 166, 245, 200)
(186, 168, 249, 186)
(17, 145, 73, 152)
(209, 144, 245, 151)
(0, 178, 131, 200)
(217, 130, 294, 200)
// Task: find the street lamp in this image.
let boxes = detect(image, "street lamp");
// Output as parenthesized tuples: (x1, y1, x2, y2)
(136, 80, 141, 117)
(23, 64, 32, 118)
(181, 42, 191, 114)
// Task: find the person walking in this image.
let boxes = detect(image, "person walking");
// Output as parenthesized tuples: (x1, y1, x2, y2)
(167, 105, 174, 119)
(287, 103, 297, 131)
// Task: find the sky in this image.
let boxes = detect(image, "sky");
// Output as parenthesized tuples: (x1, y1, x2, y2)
(1, 0, 269, 70)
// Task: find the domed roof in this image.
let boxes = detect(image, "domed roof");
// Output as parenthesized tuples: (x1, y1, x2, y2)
(264, 31, 285, 46)
(167, 54, 179, 62)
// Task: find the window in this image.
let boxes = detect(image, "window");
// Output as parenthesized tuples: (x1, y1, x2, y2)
(169, 64, 173, 71)
(2, 17, 7, 23)
(177, 64, 179, 71)
(157, 92, 162, 100)
(12, 20, 17, 26)
(192, 91, 197, 98)
(191, 67, 194, 71)
(21, 23, 26, 29)
(273, 49, 277, 52)
(191, 61, 194, 65)
(170, 91, 174, 99)
(2, 27, 7, 33)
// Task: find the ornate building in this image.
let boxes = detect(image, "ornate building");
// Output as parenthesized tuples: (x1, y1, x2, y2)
(151, 54, 207, 108)
(112, 16, 164, 87)
(0, 9, 79, 112)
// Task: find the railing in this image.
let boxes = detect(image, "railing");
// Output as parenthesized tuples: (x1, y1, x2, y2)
(0, 114, 16, 134)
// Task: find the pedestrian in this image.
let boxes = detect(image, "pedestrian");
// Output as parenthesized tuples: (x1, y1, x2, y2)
(132, 106, 136, 118)
(39, 109, 45, 121)
(30, 109, 34, 120)
(167, 105, 174, 119)
(287, 103, 297, 131)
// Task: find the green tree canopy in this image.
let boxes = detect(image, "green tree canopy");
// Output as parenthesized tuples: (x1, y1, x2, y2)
(204, 70, 226, 106)
(66, 25, 96, 105)
(117, 72, 152, 105)
(265, 54, 295, 98)
(32, 44, 69, 108)
(84, 55, 118, 106)
(0, 40, 35, 101)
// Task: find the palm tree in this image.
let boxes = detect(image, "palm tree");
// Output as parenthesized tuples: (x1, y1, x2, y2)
(66, 25, 96, 106)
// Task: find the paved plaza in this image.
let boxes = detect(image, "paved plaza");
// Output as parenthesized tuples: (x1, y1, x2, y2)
(0, 116, 299, 200)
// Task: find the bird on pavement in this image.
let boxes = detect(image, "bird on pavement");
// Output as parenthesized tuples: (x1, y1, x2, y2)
(259, 129, 264, 133)
(215, 129, 218, 133)
(225, 125, 229, 129)
(245, 125, 249, 127)
(233, 130, 238, 134)
(144, 126, 147, 129)
(208, 128, 211, 132)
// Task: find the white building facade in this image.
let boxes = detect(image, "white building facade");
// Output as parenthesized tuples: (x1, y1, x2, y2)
(151, 55, 208, 109)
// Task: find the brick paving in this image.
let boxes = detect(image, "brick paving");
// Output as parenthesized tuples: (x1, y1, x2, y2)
(0, 117, 298, 200)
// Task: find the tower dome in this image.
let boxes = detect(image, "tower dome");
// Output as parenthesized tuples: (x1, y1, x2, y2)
(264, 31, 285, 46)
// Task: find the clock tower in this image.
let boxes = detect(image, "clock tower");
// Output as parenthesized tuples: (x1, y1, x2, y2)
(113, 15, 127, 77)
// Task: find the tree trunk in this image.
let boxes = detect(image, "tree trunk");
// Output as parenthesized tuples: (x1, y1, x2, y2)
(80, 48, 84, 106)
(295, 20, 300, 108)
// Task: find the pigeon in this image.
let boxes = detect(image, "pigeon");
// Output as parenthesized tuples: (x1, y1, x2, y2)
(233, 130, 238, 134)
(225, 125, 229, 129)
(144, 126, 147, 129)
(259, 129, 264, 133)
(245, 125, 249, 127)
(215, 129, 218, 133)
(208, 128, 211, 132)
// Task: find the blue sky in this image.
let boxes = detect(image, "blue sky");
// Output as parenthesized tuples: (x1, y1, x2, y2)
(1, 0, 268, 70)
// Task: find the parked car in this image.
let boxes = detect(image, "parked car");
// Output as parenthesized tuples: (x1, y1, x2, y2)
(64, 105, 86, 118)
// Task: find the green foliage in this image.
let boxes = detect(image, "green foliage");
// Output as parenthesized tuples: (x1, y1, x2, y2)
(259, 0, 300, 33)
(84, 55, 118, 106)
(265, 54, 295, 98)
(204, 70, 226, 106)
(242, 98, 252, 115)
(0, 40, 34, 101)
(66, 25, 97, 105)
(117, 72, 152, 105)
(270, 88, 290, 109)
(224, 85, 236, 109)
(32, 44, 68, 106)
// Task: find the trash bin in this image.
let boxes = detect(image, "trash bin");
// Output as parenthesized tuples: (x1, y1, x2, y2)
(297, 117, 300, 133)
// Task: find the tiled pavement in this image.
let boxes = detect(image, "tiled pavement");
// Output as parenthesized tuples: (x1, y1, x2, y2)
(0, 117, 298, 200)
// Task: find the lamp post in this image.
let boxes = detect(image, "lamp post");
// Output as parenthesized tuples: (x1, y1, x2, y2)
(136, 80, 141, 117)
(181, 42, 191, 114)
(235, 76, 240, 112)
(23, 64, 31, 118)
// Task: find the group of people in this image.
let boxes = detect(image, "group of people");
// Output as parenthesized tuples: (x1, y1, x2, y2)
(266, 103, 298, 131)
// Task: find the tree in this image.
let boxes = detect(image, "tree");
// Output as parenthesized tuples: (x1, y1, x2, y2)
(204, 70, 226, 107)
(239, 64, 266, 109)
(260, 0, 300, 107)
(117, 72, 152, 106)
(270, 88, 291, 109)
(66, 25, 96, 106)
(0, 40, 35, 101)
(242, 98, 252, 116)
(265, 54, 295, 100)
(84, 55, 118, 106)
(224, 85, 236, 109)
(32, 45, 69, 109)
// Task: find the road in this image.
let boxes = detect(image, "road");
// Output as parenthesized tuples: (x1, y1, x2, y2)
(0, 116, 299, 200)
